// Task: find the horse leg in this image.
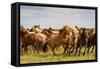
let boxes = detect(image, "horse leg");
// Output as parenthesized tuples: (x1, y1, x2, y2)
(36, 46, 39, 54)
(63, 45, 68, 54)
(70, 46, 74, 53)
(68, 45, 72, 56)
(70, 43, 75, 54)
(70, 44, 75, 55)
(91, 45, 94, 53)
(52, 49, 56, 55)
(74, 46, 79, 56)
(20, 44, 24, 55)
(68, 47, 71, 56)
(83, 46, 87, 56)
(24, 46, 28, 55)
(78, 46, 82, 56)
(51, 46, 56, 55)
(71, 44, 76, 54)
(87, 44, 91, 55)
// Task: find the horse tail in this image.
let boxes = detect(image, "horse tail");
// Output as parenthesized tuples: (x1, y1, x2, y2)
(42, 42, 48, 52)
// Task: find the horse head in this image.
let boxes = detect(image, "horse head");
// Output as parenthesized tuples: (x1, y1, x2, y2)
(42, 28, 53, 38)
(30, 25, 41, 33)
(59, 25, 71, 38)
(20, 26, 29, 39)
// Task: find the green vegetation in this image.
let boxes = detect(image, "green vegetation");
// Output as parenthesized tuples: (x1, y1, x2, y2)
(20, 48, 96, 64)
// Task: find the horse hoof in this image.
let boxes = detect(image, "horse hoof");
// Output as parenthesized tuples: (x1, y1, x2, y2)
(68, 54, 70, 55)
(71, 51, 73, 53)
(74, 54, 76, 56)
(78, 54, 80, 56)
(83, 53, 85, 56)
(63, 52, 65, 54)
(53, 53, 56, 56)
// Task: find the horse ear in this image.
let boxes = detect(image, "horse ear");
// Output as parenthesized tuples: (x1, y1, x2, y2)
(88, 29, 94, 35)
(38, 25, 40, 28)
(75, 26, 82, 35)
(63, 25, 68, 29)
(75, 26, 80, 31)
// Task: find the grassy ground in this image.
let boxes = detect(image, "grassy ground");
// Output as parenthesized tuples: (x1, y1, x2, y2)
(20, 47, 96, 64)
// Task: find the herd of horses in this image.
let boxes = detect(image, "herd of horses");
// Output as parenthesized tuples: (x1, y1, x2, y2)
(20, 25, 96, 56)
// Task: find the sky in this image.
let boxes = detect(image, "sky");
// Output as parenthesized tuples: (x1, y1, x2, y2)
(20, 5, 95, 29)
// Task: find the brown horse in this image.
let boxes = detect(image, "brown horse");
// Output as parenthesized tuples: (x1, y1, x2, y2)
(20, 26, 47, 54)
(87, 29, 96, 54)
(63, 28, 76, 55)
(42, 26, 71, 55)
(74, 26, 89, 56)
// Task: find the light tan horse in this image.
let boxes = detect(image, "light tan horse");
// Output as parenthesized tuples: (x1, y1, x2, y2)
(30, 25, 42, 33)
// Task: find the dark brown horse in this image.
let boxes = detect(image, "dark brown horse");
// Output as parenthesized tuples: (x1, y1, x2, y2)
(74, 26, 89, 56)
(87, 29, 96, 54)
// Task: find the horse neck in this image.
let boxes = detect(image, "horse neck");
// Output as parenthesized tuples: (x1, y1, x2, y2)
(58, 33, 66, 39)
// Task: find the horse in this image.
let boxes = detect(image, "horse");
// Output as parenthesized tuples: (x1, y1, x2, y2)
(74, 26, 89, 56)
(20, 26, 47, 54)
(41, 28, 53, 38)
(87, 29, 96, 54)
(42, 25, 71, 55)
(65, 28, 76, 55)
(30, 25, 42, 33)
